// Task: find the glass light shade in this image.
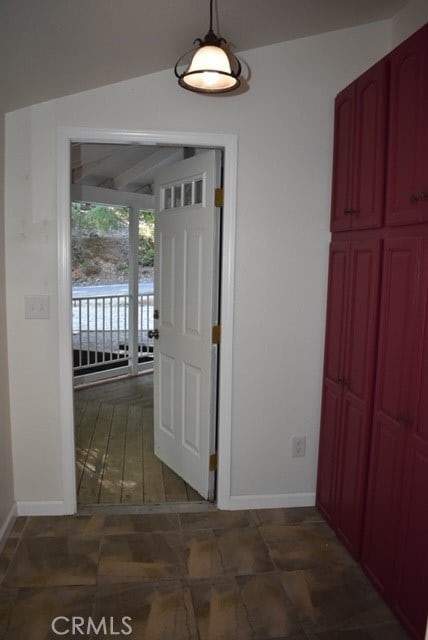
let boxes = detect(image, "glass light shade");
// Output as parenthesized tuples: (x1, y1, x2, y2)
(182, 45, 238, 91)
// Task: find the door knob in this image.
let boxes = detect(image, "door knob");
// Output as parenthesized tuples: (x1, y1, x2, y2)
(148, 329, 159, 340)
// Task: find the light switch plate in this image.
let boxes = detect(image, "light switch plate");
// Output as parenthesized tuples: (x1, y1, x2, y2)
(25, 295, 50, 320)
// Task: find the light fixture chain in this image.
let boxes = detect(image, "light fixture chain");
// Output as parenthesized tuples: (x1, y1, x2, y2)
(209, 0, 213, 32)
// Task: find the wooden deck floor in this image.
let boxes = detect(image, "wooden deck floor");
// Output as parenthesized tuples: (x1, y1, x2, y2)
(74, 374, 203, 506)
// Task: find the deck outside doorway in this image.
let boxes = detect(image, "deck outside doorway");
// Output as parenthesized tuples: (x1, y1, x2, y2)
(74, 374, 203, 506)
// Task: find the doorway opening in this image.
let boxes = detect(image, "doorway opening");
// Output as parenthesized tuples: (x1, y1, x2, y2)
(57, 127, 237, 514)
(70, 142, 222, 509)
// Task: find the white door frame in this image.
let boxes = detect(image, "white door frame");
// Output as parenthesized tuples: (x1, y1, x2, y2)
(57, 126, 238, 513)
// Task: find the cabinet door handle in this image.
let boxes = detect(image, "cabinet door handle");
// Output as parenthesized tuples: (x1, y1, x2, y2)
(337, 377, 347, 386)
(410, 193, 420, 202)
(421, 191, 428, 200)
(395, 413, 413, 427)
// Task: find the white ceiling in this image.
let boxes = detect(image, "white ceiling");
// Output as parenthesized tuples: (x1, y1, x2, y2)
(70, 142, 185, 207)
(0, 0, 410, 113)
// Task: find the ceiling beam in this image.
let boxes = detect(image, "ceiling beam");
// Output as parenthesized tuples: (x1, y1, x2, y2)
(114, 148, 183, 191)
(71, 185, 154, 210)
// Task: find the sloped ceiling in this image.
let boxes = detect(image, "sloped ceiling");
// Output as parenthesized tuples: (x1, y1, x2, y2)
(70, 142, 184, 206)
(0, 0, 410, 113)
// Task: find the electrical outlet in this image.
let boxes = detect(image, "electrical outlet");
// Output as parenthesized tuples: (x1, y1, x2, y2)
(292, 436, 306, 458)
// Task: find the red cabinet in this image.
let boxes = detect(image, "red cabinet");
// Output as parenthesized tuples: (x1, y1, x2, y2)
(362, 235, 428, 638)
(317, 238, 381, 556)
(319, 21, 428, 640)
(331, 60, 388, 232)
(385, 23, 428, 226)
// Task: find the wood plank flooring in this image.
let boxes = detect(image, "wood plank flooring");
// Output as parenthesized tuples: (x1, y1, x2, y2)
(74, 374, 203, 505)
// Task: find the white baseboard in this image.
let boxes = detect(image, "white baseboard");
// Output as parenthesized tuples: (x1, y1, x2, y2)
(15, 494, 316, 515)
(229, 492, 316, 510)
(0, 502, 18, 550)
(16, 501, 74, 516)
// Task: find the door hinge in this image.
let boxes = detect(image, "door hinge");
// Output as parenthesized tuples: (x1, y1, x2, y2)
(212, 324, 221, 345)
(215, 188, 224, 208)
(209, 453, 218, 471)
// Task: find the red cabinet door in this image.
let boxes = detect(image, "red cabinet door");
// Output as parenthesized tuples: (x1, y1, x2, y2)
(352, 61, 388, 230)
(316, 241, 349, 520)
(394, 237, 428, 639)
(330, 60, 388, 232)
(317, 239, 381, 557)
(331, 87, 355, 232)
(362, 237, 419, 601)
(334, 239, 381, 557)
(385, 26, 428, 226)
(420, 36, 428, 222)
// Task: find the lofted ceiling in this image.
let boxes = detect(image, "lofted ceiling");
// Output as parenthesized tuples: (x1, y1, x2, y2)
(71, 143, 182, 195)
(0, 0, 411, 113)
(70, 142, 187, 209)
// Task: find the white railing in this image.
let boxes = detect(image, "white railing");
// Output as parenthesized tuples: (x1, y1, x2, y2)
(72, 292, 154, 375)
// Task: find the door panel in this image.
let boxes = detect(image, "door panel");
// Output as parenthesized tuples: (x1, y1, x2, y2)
(317, 379, 342, 521)
(362, 237, 418, 599)
(184, 228, 204, 337)
(395, 447, 428, 638)
(154, 150, 220, 499)
(386, 31, 426, 226)
(374, 238, 418, 419)
(362, 414, 407, 599)
(335, 239, 381, 556)
(317, 241, 349, 520)
(159, 353, 175, 436)
(183, 363, 202, 453)
(335, 398, 366, 554)
(159, 231, 176, 328)
(421, 30, 428, 223)
(353, 61, 388, 230)
(344, 240, 381, 400)
(394, 237, 428, 638)
(331, 88, 355, 231)
(323, 242, 349, 381)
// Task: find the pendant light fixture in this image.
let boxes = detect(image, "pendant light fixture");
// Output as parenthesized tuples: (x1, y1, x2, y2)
(174, 0, 241, 94)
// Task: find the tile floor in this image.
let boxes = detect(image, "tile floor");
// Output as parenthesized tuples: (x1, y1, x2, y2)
(0, 507, 412, 639)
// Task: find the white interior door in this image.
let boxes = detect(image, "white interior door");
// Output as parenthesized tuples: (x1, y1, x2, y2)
(153, 150, 221, 500)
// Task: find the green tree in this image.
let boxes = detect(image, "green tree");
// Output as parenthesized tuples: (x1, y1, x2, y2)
(139, 210, 155, 266)
(71, 203, 129, 234)
(71, 203, 155, 271)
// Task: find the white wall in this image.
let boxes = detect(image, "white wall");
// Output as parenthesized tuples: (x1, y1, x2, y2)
(0, 116, 16, 538)
(5, 21, 393, 513)
(391, 0, 428, 45)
